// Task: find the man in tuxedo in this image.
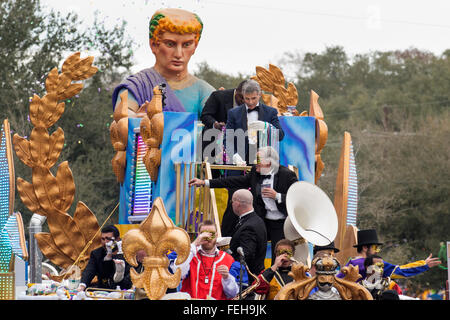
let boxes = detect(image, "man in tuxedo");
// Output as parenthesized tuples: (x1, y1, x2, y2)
(214, 79, 285, 237)
(78, 225, 132, 291)
(200, 80, 247, 132)
(189, 146, 298, 263)
(228, 189, 267, 276)
(200, 80, 247, 177)
(225, 79, 284, 165)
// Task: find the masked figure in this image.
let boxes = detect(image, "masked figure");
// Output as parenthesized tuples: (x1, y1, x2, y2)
(308, 253, 342, 300)
(112, 8, 215, 118)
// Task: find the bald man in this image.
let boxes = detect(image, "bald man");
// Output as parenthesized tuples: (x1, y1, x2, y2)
(229, 189, 267, 276)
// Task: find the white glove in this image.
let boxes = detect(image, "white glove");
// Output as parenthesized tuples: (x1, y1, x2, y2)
(248, 120, 267, 131)
(232, 153, 246, 166)
(113, 259, 125, 283)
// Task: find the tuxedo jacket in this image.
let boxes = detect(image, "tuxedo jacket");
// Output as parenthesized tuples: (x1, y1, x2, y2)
(225, 103, 284, 162)
(229, 211, 267, 276)
(200, 89, 235, 129)
(209, 165, 298, 221)
(80, 246, 132, 290)
(226, 103, 284, 138)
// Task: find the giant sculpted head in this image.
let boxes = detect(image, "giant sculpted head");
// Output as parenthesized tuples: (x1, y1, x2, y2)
(149, 8, 203, 80)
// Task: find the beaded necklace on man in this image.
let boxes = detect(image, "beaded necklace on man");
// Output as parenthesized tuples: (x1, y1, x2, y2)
(199, 252, 217, 284)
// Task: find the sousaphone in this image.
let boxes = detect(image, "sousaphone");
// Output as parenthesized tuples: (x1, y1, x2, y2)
(284, 181, 338, 266)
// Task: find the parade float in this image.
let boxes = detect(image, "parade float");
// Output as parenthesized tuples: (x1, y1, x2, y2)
(0, 7, 409, 301)
(0, 51, 375, 300)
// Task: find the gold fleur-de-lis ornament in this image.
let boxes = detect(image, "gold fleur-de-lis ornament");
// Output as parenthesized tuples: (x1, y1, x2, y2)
(122, 197, 190, 300)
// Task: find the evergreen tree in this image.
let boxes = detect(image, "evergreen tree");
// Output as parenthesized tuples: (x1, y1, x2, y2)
(0, 0, 135, 225)
(278, 46, 449, 292)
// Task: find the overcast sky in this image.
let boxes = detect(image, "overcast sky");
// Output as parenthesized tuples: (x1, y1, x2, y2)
(41, 0, 450, 77)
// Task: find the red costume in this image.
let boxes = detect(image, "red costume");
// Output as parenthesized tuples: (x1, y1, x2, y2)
(181, 249, 236, 300)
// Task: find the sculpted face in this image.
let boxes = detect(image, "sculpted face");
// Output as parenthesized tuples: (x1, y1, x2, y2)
(150, 31, 198, 77)
(312, 254, 339, 293)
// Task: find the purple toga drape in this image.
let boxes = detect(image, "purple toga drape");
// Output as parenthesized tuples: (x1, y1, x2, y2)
(112, 67, 185, 112)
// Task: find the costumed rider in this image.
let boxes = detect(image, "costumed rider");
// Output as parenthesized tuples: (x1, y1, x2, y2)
(112, 8, 215, 117)
(361, 254, 400, 300)
(253, 239, 297, 300)
(77, 225, 132, 291)
(170, 220, 239, 300)
(337, 229, 441, 290)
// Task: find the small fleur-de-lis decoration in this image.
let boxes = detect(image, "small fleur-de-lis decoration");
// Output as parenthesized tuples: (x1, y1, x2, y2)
(122, 197, 190, 300)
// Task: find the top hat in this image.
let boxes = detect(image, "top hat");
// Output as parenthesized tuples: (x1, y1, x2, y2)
(353, 229, 383, 247)
(313, 241, 340, 255)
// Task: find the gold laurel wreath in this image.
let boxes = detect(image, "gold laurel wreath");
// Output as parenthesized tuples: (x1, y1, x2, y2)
(13, 52, 102, 272)
(252, 64, 300, 115)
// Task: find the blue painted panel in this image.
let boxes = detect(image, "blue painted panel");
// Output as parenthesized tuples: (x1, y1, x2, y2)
(119, 113, 197, 224)
(154, 112, 198, 222)
(279, 116, 316, 183)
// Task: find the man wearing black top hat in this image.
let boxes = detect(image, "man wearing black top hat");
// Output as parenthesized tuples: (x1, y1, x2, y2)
(337, 229, 441, 282)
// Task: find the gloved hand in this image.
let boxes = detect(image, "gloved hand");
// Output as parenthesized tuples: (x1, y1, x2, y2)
(232, 153, 246, 166)
(113, 259, 125, 283)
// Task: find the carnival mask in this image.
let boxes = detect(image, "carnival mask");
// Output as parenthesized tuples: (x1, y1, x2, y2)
(313, 255, 340, 292)
(205, 231, 216, 241)
(276, 248, 294, 259)
(370, 244, 381, 253)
